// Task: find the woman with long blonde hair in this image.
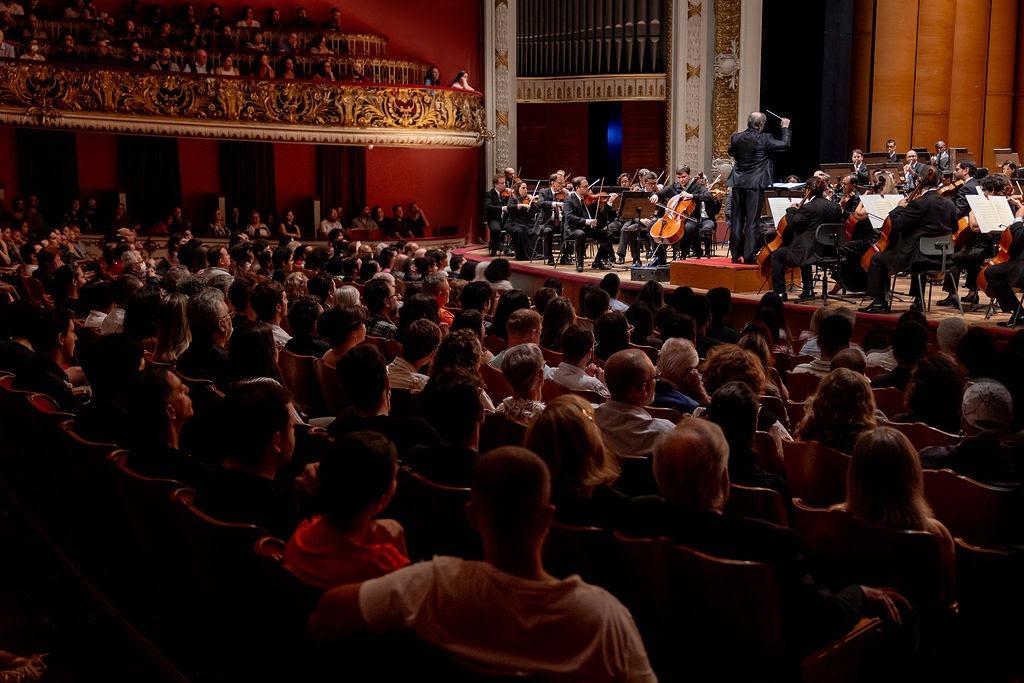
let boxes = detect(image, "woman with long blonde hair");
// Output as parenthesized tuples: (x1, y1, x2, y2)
(525, 394, 625, 527)
(153, 292, 191, 364)
(795, 368, 877, 454)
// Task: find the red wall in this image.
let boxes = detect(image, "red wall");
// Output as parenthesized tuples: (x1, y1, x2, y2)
(178, 138, 221, 223)
(273, 143, 317, 226)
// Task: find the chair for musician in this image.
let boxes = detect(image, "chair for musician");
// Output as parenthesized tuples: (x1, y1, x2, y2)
(810, 223, 853, 304)
(913, 235, 961, 313)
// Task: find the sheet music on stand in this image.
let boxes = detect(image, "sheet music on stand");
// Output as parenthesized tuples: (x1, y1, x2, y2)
(767, 197, 801, 226)
(966, 194, 1017, 233)
(859, 194, 903, 230)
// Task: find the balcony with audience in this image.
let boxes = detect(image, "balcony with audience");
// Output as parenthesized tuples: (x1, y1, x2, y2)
(0, 1, 486, 146)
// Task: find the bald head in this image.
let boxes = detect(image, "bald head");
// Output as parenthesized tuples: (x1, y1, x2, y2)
(470, 447, 552, 545)
(748, 112, 766, 131)
(653, 419, 730, 511)
(604, 349, 656, 405)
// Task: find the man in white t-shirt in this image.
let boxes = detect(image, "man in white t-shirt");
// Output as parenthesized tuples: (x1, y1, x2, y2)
(311, 447, 656, 682)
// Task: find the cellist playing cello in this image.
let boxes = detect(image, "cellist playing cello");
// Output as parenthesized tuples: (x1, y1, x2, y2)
(767, 174, 843, 301)
(979, 180, 1024, 326)
(937, 161, 986, 308)
(860, 168, 956, 314)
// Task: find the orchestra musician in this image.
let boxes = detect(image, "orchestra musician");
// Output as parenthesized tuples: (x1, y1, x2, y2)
(562, 176, 614, 272)
(604, 173, 634, 265)
(937, 161, 984, 307)
(769, 174, 843, 300)
(484, 174, 508, 257)
(981, 201, 1024, 326)
(851, 149, 869, 186)
(836, 174, 874, 293)
(505, 180, 540, 261)
(932, 141, 951, 177)
(727, 112, 792, 264)
(902, 150, 927, 193)
(649, 166, 718, 260)
(502, 167, 517, 189)
(618, 171, 661, 266)
(860, 168, 957, 314)
(885, 138, 899, 163)
(535, 173, 564, 266)
(688, 172, 723, 258)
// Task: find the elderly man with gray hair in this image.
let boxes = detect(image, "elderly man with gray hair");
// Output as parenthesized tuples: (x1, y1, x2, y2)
(594, 349, 677, 458)
(496, 343, 546, 426)
(652, 338, 709, 413)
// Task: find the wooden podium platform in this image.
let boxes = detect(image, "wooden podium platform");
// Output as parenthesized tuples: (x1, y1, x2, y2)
(669, 257, 804, 293)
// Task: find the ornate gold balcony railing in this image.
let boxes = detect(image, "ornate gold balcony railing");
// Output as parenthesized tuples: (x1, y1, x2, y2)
(0, 60, 487, 147)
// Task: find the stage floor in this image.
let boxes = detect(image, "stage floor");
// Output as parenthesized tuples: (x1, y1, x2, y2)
(456, 245, 1017, 338)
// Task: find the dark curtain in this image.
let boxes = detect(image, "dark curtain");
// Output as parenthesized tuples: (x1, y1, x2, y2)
(16, 129, 79, 228)
(220, 141, 276, 220)
(117, 135, 182, 227)
(317, 145, 366, 220)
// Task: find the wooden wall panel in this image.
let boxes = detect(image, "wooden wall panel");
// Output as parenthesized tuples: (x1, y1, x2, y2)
(982, 0, 1019, 167)
(621, 101, 667, 176)
(848, 0, 875, 151)
(910, 0, 955, 149)
(869, 0, 920, 152)
(516, 103, 589, 180)
(948, 0, 991, 161)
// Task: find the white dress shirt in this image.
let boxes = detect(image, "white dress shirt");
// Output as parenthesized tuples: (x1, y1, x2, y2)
(551, 362, 610, 398)
(593, 400, 676, 458)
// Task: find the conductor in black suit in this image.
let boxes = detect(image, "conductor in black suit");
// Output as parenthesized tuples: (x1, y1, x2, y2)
(860, 168, 957, 314)
(727, 112, 792, 263)
(562, 176, 612, 272)
(770, 175, 844, 300)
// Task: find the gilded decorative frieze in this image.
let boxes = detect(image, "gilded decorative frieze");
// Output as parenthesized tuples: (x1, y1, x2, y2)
(0, 62, 486, 147)
(516, 75, 667, 103)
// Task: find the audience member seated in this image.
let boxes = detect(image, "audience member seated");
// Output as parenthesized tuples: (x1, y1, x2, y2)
(122, 366, 208, 486)
(862, 326, 895, 370)
(0, 300, 45, 375)
(319, 305, 366, 367)
(404, 369, 484, 487)
(250, 280, 291, 349)
(935, 316, 968, 355)
(836, 428, 956, 577)
(14, 307, 80, 412)
(329, 345, 437, 456)
(496, 343, 545, 426)
(594, 349, 676, 459)
(831, 347, 867, 374)
(525, 395, 629, 527)
(193, 379, 302, 538)
(284, 432, 409, 589)
(387, 318, 441, 392)
(152, 292, 191, 365)
(460, 280, 497, 321)
(81, 281, 115, 331)
(551, 324, 609, 399)
(706, 381, 788, 496)
(920, 380, 1019, 483)
(623, 419, 905, 655)
(310, 447, 655, 682)
(489, 308, 543, 370)
(363, 278, 398, 340)
(871, 321, 928, 391)
(100, 274, 142, 335)
(652, 338, 708, 413)
(283, 296, 328, 358)
(177, 288, 231, 383)
(593, 311, 631, 362)
(706, 287, 740, 343)
(891, 353, 966, 433)
(625, 303, 662, 350)
(792, 314, 853, 378)
(225, 321, 283, 385)
(491, 289, 531, 341)
(700, 344, 767, 398)
(539, 297, 575, 351)
(422, 274, 454, 326)
(74, 333, 143, 444)
(795, 369, 879, 453)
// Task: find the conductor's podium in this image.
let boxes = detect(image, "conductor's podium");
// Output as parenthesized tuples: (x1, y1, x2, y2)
(669, 257, 803, 293)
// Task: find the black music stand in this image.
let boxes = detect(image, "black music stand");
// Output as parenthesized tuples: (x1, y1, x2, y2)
(619, 193, 664, 266)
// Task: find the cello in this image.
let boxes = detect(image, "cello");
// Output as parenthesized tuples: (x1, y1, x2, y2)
(859, 180, 929, 271)
(976, 226, 1013, 293)
(649, 189, 697, 245)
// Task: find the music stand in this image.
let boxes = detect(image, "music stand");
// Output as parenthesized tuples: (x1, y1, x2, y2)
(619, 193, 664, 265)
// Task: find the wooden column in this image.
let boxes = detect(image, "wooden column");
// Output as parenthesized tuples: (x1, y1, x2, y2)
(1015, 0, 1024, 153)
(948, 0, 991, 162)
(848, 0, 874, 151)
(982, 0, 1018, 168)
(910, 0, 955, 149)
(869, 0, 920, 152)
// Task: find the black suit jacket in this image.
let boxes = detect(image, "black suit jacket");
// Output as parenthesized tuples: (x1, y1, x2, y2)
(561, 191, 592, 233)
(781, 197, 844, 265)
(933, 151, 951, 175)
(881, 190, 956, 271)
(622, 499, 865, 653)
(852, 163, 870, 186)
(536, 187, 561, 225)
(483, 188, 505, 222)
(953, 177, 979, 219)
(727, 126, 793, 190)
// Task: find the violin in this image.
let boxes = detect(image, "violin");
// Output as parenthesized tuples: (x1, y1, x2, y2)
(584, 191, 614, 206)
(859, 180, 928, 270)
(938, 178, 964, 198)
(756, 185, 814, 275)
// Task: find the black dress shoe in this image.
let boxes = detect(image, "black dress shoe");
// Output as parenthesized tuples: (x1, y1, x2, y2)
(935, 295, 958, 307)
(961, 292, 979, 304)
(576, 264, 584, 273)
(632, 259, 643, 268)
(731, 256, 742, 264)
(545, 258, 555, 266)
(859, 302, 892, 314)
(591, 261, 611, 271)
(796, 290, 815, 302)
(997, 319, 1023, 328)
(909, 300, 924, 313)
(616, 255, 625, 265)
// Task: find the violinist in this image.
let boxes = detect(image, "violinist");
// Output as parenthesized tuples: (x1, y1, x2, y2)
(860, 167, 956, 314)
(505, 180, 540, 261)
(562, 176, 613, 272)
(851, 149, 869, 186)
(603, 173, 632, 264)
(768, 175, 843, 300)
(836, 174, 874, 293)
(484, 174, 509, 257)
(536, 173, 565, 265)
(938, 162, 983, 306)
(502, 167, 517, 191)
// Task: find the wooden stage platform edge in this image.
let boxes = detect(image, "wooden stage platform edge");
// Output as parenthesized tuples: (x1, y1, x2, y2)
(454, 246, 1018, 345)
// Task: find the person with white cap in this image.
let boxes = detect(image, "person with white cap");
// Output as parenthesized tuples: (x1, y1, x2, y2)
(920, 380, 1018, 484)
